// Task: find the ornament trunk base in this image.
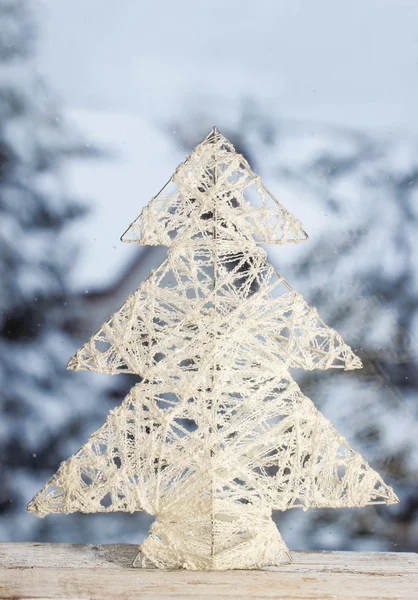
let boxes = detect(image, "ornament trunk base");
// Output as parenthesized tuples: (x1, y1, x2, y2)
(134, 513, 291, 570)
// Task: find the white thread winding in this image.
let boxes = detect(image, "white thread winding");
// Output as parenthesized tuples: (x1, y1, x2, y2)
(28, 128, 398, 571)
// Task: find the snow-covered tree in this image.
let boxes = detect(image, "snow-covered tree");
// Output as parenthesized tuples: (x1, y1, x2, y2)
(0, 0, 102, 540)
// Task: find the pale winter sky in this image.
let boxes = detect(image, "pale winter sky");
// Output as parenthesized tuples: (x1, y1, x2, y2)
(32, 0, 418, 287)
(34, 0, 418, 133)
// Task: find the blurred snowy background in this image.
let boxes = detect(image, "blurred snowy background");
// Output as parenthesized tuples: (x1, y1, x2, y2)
(1, 0, 418, 553)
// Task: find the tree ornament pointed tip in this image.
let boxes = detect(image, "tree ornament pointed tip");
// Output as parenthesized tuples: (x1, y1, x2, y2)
(66, 357, 77, 371)
(26, 499, 40, 516)
(205, 125, 222, 145)
(120, 223, 136, 244)
(300, 228, 309, 242)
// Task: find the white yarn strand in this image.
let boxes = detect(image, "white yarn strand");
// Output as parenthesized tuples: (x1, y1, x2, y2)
(28, 128, 398, 571)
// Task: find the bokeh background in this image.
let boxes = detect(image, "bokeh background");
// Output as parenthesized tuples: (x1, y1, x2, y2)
(1, 0, 418, 553)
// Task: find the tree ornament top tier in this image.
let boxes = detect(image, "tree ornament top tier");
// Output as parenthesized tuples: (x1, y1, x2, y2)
(28, 127, 398, 571)
(121, 127, 308, 247)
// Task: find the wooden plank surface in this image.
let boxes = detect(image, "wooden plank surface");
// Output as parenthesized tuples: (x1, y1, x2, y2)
(0, 543, 417, 600)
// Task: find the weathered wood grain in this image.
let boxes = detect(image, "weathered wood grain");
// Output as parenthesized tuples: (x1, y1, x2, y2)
(0, 543, 416, 599)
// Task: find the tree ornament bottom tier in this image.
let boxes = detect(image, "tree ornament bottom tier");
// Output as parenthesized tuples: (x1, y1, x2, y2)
(136, 511, 291, 570)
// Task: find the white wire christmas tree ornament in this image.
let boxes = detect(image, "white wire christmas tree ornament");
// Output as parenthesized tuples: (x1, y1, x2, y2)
(28, 127, 399, 571)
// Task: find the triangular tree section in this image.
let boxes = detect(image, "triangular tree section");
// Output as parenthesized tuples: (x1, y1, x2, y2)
(67, 248, 361, 376)
(121, 129, 308, 246)
(28, 375, 397, 519)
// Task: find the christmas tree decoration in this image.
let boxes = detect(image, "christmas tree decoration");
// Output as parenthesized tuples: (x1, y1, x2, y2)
(28, 128, 398, 570)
